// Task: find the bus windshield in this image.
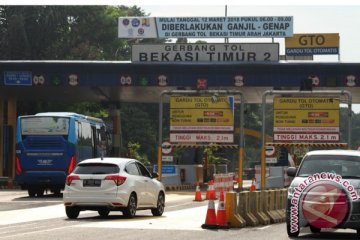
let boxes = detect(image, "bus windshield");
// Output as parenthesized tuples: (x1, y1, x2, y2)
(21, 117, 69, 135)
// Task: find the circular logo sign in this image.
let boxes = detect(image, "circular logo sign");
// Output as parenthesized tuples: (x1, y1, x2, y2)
(122, 18, 130, 26)
(234, 75, 245, 87)
(131, 18, 140, 27)
(345, 74, 357, 87)
(301, 182, 349, 229)
(157, 74, 168, 86)
(33, 74, 45, 85)
(161, 141, 172, 155)
(265, 146, 276, 157)
(120, 75, 132, 86)
(68, 74, 79, 86)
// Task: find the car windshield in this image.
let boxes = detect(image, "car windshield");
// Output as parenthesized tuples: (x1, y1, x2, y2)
(297, 154, 360, 178)
(74, 163, 120, 174)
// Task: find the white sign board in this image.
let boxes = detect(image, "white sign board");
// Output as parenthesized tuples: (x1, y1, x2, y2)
(132, 43, 279, 62)
(162, 155, 173, 162)
(266, 157, 278, 164)
(119, 16, 293, 38)
(170, 133, 234, 143)
(273, 133, 339, 142)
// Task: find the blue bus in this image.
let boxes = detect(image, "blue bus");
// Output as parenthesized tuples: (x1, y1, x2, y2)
(15, 112, 111, 197)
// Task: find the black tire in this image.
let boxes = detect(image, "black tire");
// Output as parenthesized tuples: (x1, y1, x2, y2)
(151, 192, 165, 216)
(65, 206, 80, 219)
(52, 188, 61, 195)
(36, 188, 44, 197)
(28, 188, 36, 197)
(357, 229, 360, 239)
(123, 193, 137, 218)
(310, 225, 321, 233)
(98, 209, 110, 218)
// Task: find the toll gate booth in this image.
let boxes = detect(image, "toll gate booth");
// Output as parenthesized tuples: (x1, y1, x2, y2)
(1, 60, 360, 182)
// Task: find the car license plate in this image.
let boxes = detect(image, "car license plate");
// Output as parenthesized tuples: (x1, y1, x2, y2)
(83, 179, 101, 187)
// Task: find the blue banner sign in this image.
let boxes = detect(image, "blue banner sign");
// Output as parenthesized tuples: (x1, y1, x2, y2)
(154, 165, 176, 174)
(4, 71, 32, 86)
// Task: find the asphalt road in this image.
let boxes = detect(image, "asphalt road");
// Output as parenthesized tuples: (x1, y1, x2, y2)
(0, 190, 358, 240)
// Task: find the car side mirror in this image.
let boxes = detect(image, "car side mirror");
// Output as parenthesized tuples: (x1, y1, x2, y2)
(287, 167, 297, 177)
(151, 172, 159, 179)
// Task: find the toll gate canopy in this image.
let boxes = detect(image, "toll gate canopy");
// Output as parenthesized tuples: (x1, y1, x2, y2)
(1, 61, 360, 104)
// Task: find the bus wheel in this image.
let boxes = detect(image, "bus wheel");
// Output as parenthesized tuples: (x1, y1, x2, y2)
(52, 188, 61, 195)
(28, 188, 36, 197)
(36, 188, 44, 197)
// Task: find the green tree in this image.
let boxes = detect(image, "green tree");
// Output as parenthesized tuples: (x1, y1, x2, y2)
(0, 5, 160, 60)
(17, 101, 108, 118)
(127, 142, 150, 165)
(120, 103, 158, 163)
(203, 143, 229, 165)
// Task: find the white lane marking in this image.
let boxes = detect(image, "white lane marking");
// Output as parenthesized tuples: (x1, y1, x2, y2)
(0, 226, 70, 239)
(257, 226, 271, 230)
(0, 204, 65, 225)
(0, 194, 209, 231)
(77, 205, 209, 231)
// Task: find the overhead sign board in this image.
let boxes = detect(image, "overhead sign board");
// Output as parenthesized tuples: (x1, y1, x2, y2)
(273, 97, 340, 142)
(170, 96, 235, 143)
(170, 96, 234, 131)
(119, 16, 293, 38)
(131, 43, 279, 62)
(4, 71, 32, 86)
(285, 33, 339, 55)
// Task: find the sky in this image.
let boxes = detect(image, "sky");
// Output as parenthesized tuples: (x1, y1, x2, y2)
(3, 0, 360, 111)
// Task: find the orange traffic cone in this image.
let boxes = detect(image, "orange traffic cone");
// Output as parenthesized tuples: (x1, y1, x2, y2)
(205, 181, 211, 200)
(250, 178, 256, 192)
(206, 180, 216, 200)
(201, 198, 218, 229)
(194, 182, 203, 201)
(217, 190, 229, 229)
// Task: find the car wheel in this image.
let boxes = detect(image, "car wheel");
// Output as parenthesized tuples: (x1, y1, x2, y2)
(151, 192, 165, 216)
(28, 188, 36, 197)
(123, 193, 137, 218)
(66, 206, 80, 219)
(98, 209, 110, 218)
(310, 225, 321, 233)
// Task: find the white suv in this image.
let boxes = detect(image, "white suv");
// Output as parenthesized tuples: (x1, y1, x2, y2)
(286, 150, 360, 238)
(63, 157, 165, 219)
